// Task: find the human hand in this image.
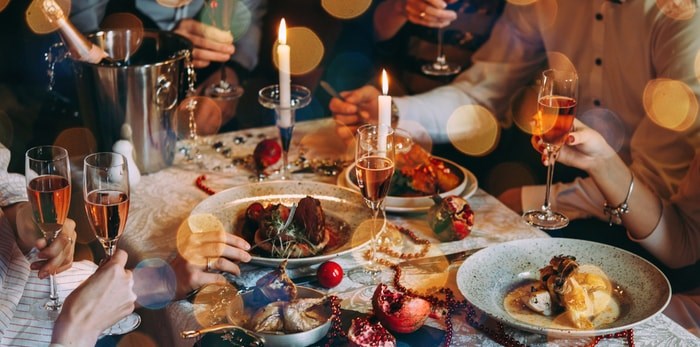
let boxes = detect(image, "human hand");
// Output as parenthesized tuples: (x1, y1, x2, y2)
(171, 228, 251, 300)
(51, 249, 136, 347)
(13, 202, 76, 279)
(173, 18, 235, 68)
(330, 85, 381, 141)
(531, 120, 616, 172)
(405, 0, 458, 28)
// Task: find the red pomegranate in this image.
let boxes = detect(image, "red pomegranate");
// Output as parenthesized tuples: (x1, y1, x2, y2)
(253, 139, 282, 169)
(347, 316, 396, 347)
(371, 283, 431, 334)
(428, 195, 474, 242)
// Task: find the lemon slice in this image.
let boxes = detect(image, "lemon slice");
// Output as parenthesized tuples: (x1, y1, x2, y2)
(188, 213, 225, 233)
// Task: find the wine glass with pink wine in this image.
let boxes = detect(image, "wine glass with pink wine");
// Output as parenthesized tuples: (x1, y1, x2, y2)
(522, 69, 578, 230)
(83, 152, 140, 333)
(347, 124, 395, 285)
(25, 145, 71, 320)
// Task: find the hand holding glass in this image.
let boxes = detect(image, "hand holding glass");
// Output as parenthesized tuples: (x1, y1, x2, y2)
(25, 145, 71, 319)
(522, 69, 578, 230)
(83, 152, 140, 332)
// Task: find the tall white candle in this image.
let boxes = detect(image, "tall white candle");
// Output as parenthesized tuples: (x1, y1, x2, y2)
(378, 69, 391, 155)
(277, 18, 292, 127)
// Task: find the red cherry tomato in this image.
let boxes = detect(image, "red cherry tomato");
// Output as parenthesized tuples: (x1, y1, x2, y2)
(317, 261, 343, 288)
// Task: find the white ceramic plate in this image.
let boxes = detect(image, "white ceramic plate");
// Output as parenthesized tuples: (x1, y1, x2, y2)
(457, 238, 671, 338)
(191, 181, 373, 268)
(340, 157, 478, 213)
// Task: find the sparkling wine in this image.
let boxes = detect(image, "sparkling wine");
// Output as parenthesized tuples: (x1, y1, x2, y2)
(85, 190, 129, 242)
(356, 156, 394, 203)
(40, 0, 108, 63)
(27, 175, 71, 236)
(535, 95, 576, 147)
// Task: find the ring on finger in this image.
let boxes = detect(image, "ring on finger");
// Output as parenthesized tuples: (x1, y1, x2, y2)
(66, 236, 73, 244)
(206, 257, 214, 272)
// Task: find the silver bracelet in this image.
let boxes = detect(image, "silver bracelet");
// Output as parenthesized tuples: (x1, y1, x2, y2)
(603, 172, 634, 226)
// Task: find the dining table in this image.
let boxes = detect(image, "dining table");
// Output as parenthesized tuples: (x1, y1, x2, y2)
(119, 118, 699, 347)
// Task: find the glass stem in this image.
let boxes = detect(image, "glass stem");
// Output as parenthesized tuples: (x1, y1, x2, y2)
(367, 205, 380, 270)
(436, 27, 445, 65)
(541, 147, 558, 213)
(103, 240, 118, 259)
(219, 62, 227, 85)
(48, 274, 59, 303)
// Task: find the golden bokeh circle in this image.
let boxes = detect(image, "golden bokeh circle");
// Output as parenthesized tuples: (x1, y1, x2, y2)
(643, 78, 698, 132)
(695, 49, 700, 84)
(117, 331, 157, 347)
(193, 282, 240, 327)
(655, 0, 696, 20)
(546, 52, 576, 75)
(507, 0, 538, 5)
(0, 0, 9, 13)
(273, 26, 324, 76)
(447, 104, 500, 157)
(26, 0, 71, 34)
(176, 96, 223, 137)
(321, 0, 372, 19)
(510, 85, 539, 135)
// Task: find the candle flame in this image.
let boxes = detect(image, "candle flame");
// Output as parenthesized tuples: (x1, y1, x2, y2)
(381, 69, 389, 95)
(278, 18, 287, 45)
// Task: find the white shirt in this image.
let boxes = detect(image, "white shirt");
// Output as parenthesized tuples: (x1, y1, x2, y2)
(0, 144, 97, 346)
(394, 0, 700, 268)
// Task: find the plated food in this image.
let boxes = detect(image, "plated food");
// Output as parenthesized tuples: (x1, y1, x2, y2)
(341, 155, 477, 213)
(190, 181, 373, 267)
(505, 255, 627, 330)
(457, 238, 671, 338)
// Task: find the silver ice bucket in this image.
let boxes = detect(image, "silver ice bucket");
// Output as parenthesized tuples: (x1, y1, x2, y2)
(71, 29, 193, 173)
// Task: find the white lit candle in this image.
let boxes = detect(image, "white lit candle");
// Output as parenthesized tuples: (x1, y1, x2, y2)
(277, 18, 292, 127)
(378, 69, 391, 154)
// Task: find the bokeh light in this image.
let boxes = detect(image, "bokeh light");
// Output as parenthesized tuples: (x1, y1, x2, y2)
(349, 218, 382, 265)
(655, 0, 696, 20)
(192, 282, 239, 327)
(26, 0, 71, 34)
(176, 96, 223, 139)
(507, 0, 538, 5)
(273, 26, 324, 76)
(487, 161, 537, 197)
(0, 0, 9, 13)
(397, 120, 433, 154)
(176, 218, 203, 267)
(321, 0, 372, 19)
(546, 52, 576, 75)
(156, 0, 193, 9)
(642, 78, 698, 132)
(0, 111, 13, 146)
(579, 108, 626, 154)
(54, 127, 97, 158)
(446, 105, 500, 157)
(117, 331, 157, 347)
(100, 13, 145, 63)
(510, 85, 539, 135)
(198, 0, 251, 40)
(695, 49, 700, 84)
(133, 258, 176, 309)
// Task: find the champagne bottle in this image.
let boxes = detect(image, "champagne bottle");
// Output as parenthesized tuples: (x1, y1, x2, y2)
(41, 0, 108, 64)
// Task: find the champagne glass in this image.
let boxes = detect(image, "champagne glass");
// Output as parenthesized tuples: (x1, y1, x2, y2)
(421, 27, 461, 76)
(348, 124, 395, 285)
(201, 0, 244, 101)
(25, 145, 71, 320)
(522, 69, 578, 230)
(83, 152, 141, 332)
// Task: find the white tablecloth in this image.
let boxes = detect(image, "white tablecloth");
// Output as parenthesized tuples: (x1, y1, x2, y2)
(120, 119, 700, 347)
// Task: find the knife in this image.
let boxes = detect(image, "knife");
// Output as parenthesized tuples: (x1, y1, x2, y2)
(397, 247, 484, 274)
